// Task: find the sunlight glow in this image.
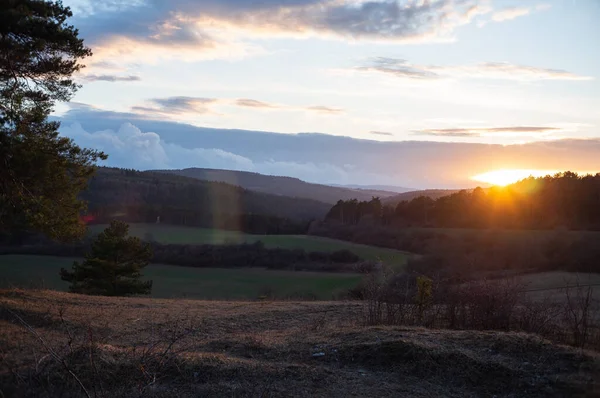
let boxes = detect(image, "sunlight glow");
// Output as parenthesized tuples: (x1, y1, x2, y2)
(471, 169, 559, 186)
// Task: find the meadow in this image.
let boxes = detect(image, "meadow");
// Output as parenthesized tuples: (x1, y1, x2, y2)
(0, 255, 361, 300)
(88, 223, 410, 267)
(1, 289, 597, 397)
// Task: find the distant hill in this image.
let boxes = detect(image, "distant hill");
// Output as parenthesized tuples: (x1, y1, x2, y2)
(328, 183, 413, 194)
(154, 168, 398, 204)
(81, 168, 331, 232)
(382, 189, 462, 206)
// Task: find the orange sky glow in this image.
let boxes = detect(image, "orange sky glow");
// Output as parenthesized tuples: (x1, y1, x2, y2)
(471, 169, 598, 186)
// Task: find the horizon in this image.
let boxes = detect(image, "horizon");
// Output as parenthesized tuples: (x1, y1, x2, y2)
(53, 0, 600, 187)
(4, 3, 600, 393)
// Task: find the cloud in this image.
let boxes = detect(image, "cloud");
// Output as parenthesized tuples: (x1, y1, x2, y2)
(59, 122, 363, 184)
(132, 97, 220, 116)
(83, 74, 141, 82)
(491, 7, 530, 22)
(414, 126, 562, 137)
(128, 96, 343, 117)
(356, 58, 592, 82)
(370, 131, 394, 136)
(74, 0, 491, 64)
(235, 99, 279, 109)
(57, 109, 600, 188)
(465, 62, 592, 81)
(306, 105, 344, 114)
(357, 58, 440, 80)
(235, 99, 342, 114)
(59, 122, 253, 170)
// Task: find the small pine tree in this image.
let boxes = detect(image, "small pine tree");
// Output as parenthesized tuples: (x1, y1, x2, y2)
(60, 221, 153, 296)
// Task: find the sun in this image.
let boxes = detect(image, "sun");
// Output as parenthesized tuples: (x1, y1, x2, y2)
(471, 169, 556, 186)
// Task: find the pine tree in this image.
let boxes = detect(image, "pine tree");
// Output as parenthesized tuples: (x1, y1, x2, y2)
(60, 221, 153, 296)
(1, 0, 106, 241)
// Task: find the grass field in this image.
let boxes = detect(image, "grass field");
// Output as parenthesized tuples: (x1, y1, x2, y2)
(1, 289, 597, 397)
(88, 223, 410, 268)
(0, 255, 361, 300)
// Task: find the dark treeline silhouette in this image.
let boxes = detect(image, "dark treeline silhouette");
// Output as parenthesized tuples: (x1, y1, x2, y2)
(0, 240, 366, 273)
(80, 167, 331, 234)
(326, 172, 600, 230)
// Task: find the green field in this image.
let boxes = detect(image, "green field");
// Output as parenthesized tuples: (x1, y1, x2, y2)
(0, 255, 362, 300)
(88, 223, 410, 267)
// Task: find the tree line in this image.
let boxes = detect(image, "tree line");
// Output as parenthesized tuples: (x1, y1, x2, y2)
(325, 172, 600, 230)
(1, 232, 366, 274)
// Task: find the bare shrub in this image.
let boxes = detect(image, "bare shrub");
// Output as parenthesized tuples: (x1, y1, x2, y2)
(361, 270, 386, 325)
(516, 295, 563, 338)
(462, 278, 523, 331)
(360, 266, 406, 325)
(357, 268, 600, 351)
(563, 278, 597, 349)
(2, 307, 201, 398)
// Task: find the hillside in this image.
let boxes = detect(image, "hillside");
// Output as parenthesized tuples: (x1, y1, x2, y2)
(2, 289, 598, 397)
(382, 189, 462, 205)
(328, 183, 412, 193)
(154, 168, 398, 204)
(81, 168, 331, 230)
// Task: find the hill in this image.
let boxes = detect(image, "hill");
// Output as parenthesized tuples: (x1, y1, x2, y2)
(80, 168, 331, 232)
(328, 183, 412, 193)
(2, 289, 598, 397)
(154, 168, 398, 204)
(382, 189, 462, 205)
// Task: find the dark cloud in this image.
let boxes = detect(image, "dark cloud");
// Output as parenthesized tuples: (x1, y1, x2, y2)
(304, 0, 450, 39)
(133, 97, 219, 115)
(56, 107, 600, 188)
(74, 0, 486, 59)
(83, 74, 141, 82)
(414, 126, 562, 137)
(370, 131, 394, 136)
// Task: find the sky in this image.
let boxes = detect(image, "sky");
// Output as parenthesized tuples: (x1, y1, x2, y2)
(55, 0, 600, 188)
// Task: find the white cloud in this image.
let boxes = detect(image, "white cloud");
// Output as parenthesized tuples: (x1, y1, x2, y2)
(60, 122, 256, 170)
(491, 7, 530, 22)
(354, 58, 593, 82)
(460, 62, 593, 81)
(59, 122, 369, 184)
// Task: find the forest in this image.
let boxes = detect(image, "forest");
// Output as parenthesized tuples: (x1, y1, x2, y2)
(314, 172, 600, 278)
(325, 172, 600, 230)
(79, 167, 330, 234)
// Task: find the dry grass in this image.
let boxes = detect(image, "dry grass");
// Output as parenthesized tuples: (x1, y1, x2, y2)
(1, 289, 599, 397)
